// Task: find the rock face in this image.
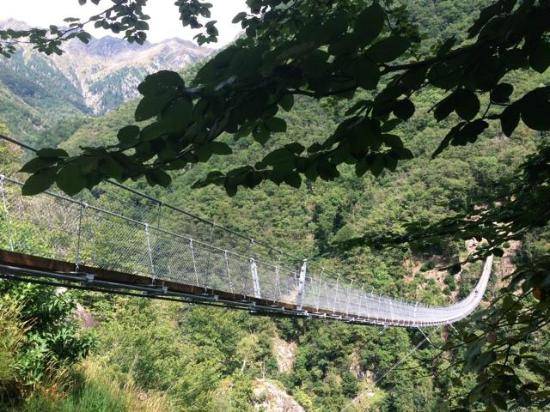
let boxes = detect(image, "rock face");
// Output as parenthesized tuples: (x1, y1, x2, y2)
(0, 19, 211, 116)
(253, 379, 304, 412)
(272, 336, 297, 373)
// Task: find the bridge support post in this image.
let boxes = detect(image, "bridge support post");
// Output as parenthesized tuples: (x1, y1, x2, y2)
(144, 223, 155, 282)
(250, 258, 261, 299)
(296, 259, 307, 311)
(345, 280, 354, 317)
(316, 276, 322, 313)
(223, 250, 234, 294)
(75, 202, 86, 272)
(358, 287, 364, 319)
(203, 223, 216, 294)
(377, 294, 382, 324)
(274, 265, 281, 301)
(333, 276, 340, 314)
(189, 239, 200, 287)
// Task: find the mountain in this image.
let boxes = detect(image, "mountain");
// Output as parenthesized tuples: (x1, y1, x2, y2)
(0, 19, 211, 145)
(1, 2, 548, 411)
(12, 70, 546, 411)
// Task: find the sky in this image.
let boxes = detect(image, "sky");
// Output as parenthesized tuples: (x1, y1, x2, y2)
(1, 0, 247, 47)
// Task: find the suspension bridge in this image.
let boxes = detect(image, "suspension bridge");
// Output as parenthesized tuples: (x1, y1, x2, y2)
(0, 137, 493, 328)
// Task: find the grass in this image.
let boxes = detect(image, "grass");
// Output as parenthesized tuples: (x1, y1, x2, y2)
(15, 358, 171, 412)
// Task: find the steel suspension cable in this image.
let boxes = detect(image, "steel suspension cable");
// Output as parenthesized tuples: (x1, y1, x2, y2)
(0, 133, 302, 263)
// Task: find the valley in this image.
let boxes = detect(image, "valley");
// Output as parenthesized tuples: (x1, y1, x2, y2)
(0, 1, 548, 410)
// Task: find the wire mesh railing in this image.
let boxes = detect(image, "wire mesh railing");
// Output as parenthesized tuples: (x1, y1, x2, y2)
(0, 172, 493, 328)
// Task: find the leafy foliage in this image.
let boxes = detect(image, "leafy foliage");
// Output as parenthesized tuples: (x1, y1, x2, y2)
(0, 1, 549, 411)
(0, 0, 217, 57)
(52, 73, 547, 410)
(13, 0, 550, 199)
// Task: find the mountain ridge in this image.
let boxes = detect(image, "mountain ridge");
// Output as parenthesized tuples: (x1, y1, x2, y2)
(0, 19, 211, 144)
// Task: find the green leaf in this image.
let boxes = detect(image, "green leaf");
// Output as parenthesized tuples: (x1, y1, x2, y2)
(328, 33, 359, 56)
(76, 32, 91, 44)
(370, 154, 384, 176)
(79, 156, 98, 174)
(19, 157, 56, 174)
(381, 118, 401, 132)
(263, 148, 294, 165)
(192, 171, 225, 189)
(317, 159, 340, 180)
(285, 143, 304, 154)
(529, 40, 550, 73)
(145, 169, 171, 187)
(491, 394, 508, 410)
(135, 93, 175, 122)
(22, 168, 57, 196)
(232, 12, 247, 24)
(135, 71, 184, 121)
(352, 57, 380, 89)
(100, 157, 124, 180)
(434, 94, 456, 121)
(436, 37, 456, 57)
(432, 122, 463, 158)
(383, 152, 398, 171)
(456, 119, 488, 144)
(490, 83, 513, 104)
(492, 248, 504, 257)
(159, 98, 194, 132)
(224, 181, 237, 197)
(117, 125, 140, 145)
(208, 141, 233, 155)
(37, 148, 68, 159)
(367, 36, 410, 63)
(382, 134, 404, 149)
(454, 89, 480, 121)
(355, 158, 369, 176)
(348, 118, 381, 155)
(196, 141, 232, 161)
(56, 163, 87, 195)
(400, 67, 428, 90)
(279, 94, 294, 112)
(475, 351, 496, 371)
(253, 123, 270, 145)
(520, 88, 550, 131)
(428, 61, 459, 89)
(393, 99, 415, 120)
(500, 105, 520, 137)
(140, 122, 165, 141)
(354, 2, 385, 45)
(393, 147, 413, 159)
(138, 71, 184, 96)
(323, 11, 348, 41)
(284, 173, 302, 188)
(265, 117, 287, 133)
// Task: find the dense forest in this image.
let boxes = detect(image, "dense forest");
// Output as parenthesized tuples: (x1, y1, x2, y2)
(0, 0, 548, 411)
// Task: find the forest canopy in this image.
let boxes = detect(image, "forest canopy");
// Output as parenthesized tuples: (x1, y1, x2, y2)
(0, 1, 548, 410)
(2, 0, 547, 198)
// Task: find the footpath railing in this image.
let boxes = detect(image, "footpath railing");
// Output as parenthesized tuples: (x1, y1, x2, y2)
(0, 173, 493, 328)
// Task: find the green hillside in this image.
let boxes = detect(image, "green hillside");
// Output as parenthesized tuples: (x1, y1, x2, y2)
(3, 81, 546, 410)
(0, 78, 86, 148)
(42, 45, 548, 412)
(0, 1, 548, 411)
(0, 48, 90, 147)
